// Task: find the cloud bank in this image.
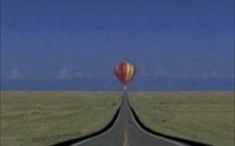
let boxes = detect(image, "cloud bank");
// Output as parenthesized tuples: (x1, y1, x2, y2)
(8, 68, 24, 80)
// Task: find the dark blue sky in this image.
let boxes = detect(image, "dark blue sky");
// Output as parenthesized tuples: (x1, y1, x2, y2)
(1, 0, 234, 90)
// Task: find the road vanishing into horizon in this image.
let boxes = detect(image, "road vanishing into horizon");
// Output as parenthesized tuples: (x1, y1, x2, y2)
(72, 92, 185, 146)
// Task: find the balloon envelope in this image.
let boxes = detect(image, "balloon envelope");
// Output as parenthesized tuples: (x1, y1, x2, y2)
(114, 62, 136, 86)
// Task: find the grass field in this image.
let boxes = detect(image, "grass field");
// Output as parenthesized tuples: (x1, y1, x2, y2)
(0, 91, 121, 146)
(129, 91, 235, 146)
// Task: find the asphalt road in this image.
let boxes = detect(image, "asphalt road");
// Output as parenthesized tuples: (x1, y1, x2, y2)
(72, 92, 186, 146)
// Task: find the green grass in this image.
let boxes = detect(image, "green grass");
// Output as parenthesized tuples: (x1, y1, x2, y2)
(1, 91, 121, 146)
(129, 91, 234, 146)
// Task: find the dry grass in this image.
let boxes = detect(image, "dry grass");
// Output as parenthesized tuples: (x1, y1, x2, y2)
(129, 91, 234, 146)
(1, 91, 121, 146)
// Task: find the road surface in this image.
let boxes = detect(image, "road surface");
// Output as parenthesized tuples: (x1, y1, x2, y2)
(72, 92, 185, 146)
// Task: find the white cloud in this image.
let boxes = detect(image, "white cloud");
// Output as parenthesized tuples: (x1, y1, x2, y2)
(153, 67, 167, 77)
(56, 68, 92, 79)
(139, 64, 168, 78)
(74, 72, 92, 79)
(211, 70, 217, 77)
(139, 64, 149, 77)
(199, 70, 217, 79)
(56, 68, 73, 79)
(8, 68, 24, 80)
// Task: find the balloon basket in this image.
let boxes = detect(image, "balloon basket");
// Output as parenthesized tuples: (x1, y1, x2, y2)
(123, 86, 127, 91)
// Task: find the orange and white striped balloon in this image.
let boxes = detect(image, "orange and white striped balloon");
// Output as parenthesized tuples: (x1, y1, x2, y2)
(114, 62, 136, 87)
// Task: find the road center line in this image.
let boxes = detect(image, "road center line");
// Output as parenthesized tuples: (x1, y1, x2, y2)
(123, 131, 129, 146)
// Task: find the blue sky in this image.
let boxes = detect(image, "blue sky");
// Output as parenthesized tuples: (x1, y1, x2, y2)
(1, 0, 234, 90)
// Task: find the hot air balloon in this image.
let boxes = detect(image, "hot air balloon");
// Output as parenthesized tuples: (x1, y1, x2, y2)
(114, 62, 136, 90)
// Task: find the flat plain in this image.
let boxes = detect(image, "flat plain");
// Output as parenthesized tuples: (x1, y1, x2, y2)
(1, 91, 234, 146)
(129, 91, 235, 146)
(0, 91, 121, 146)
